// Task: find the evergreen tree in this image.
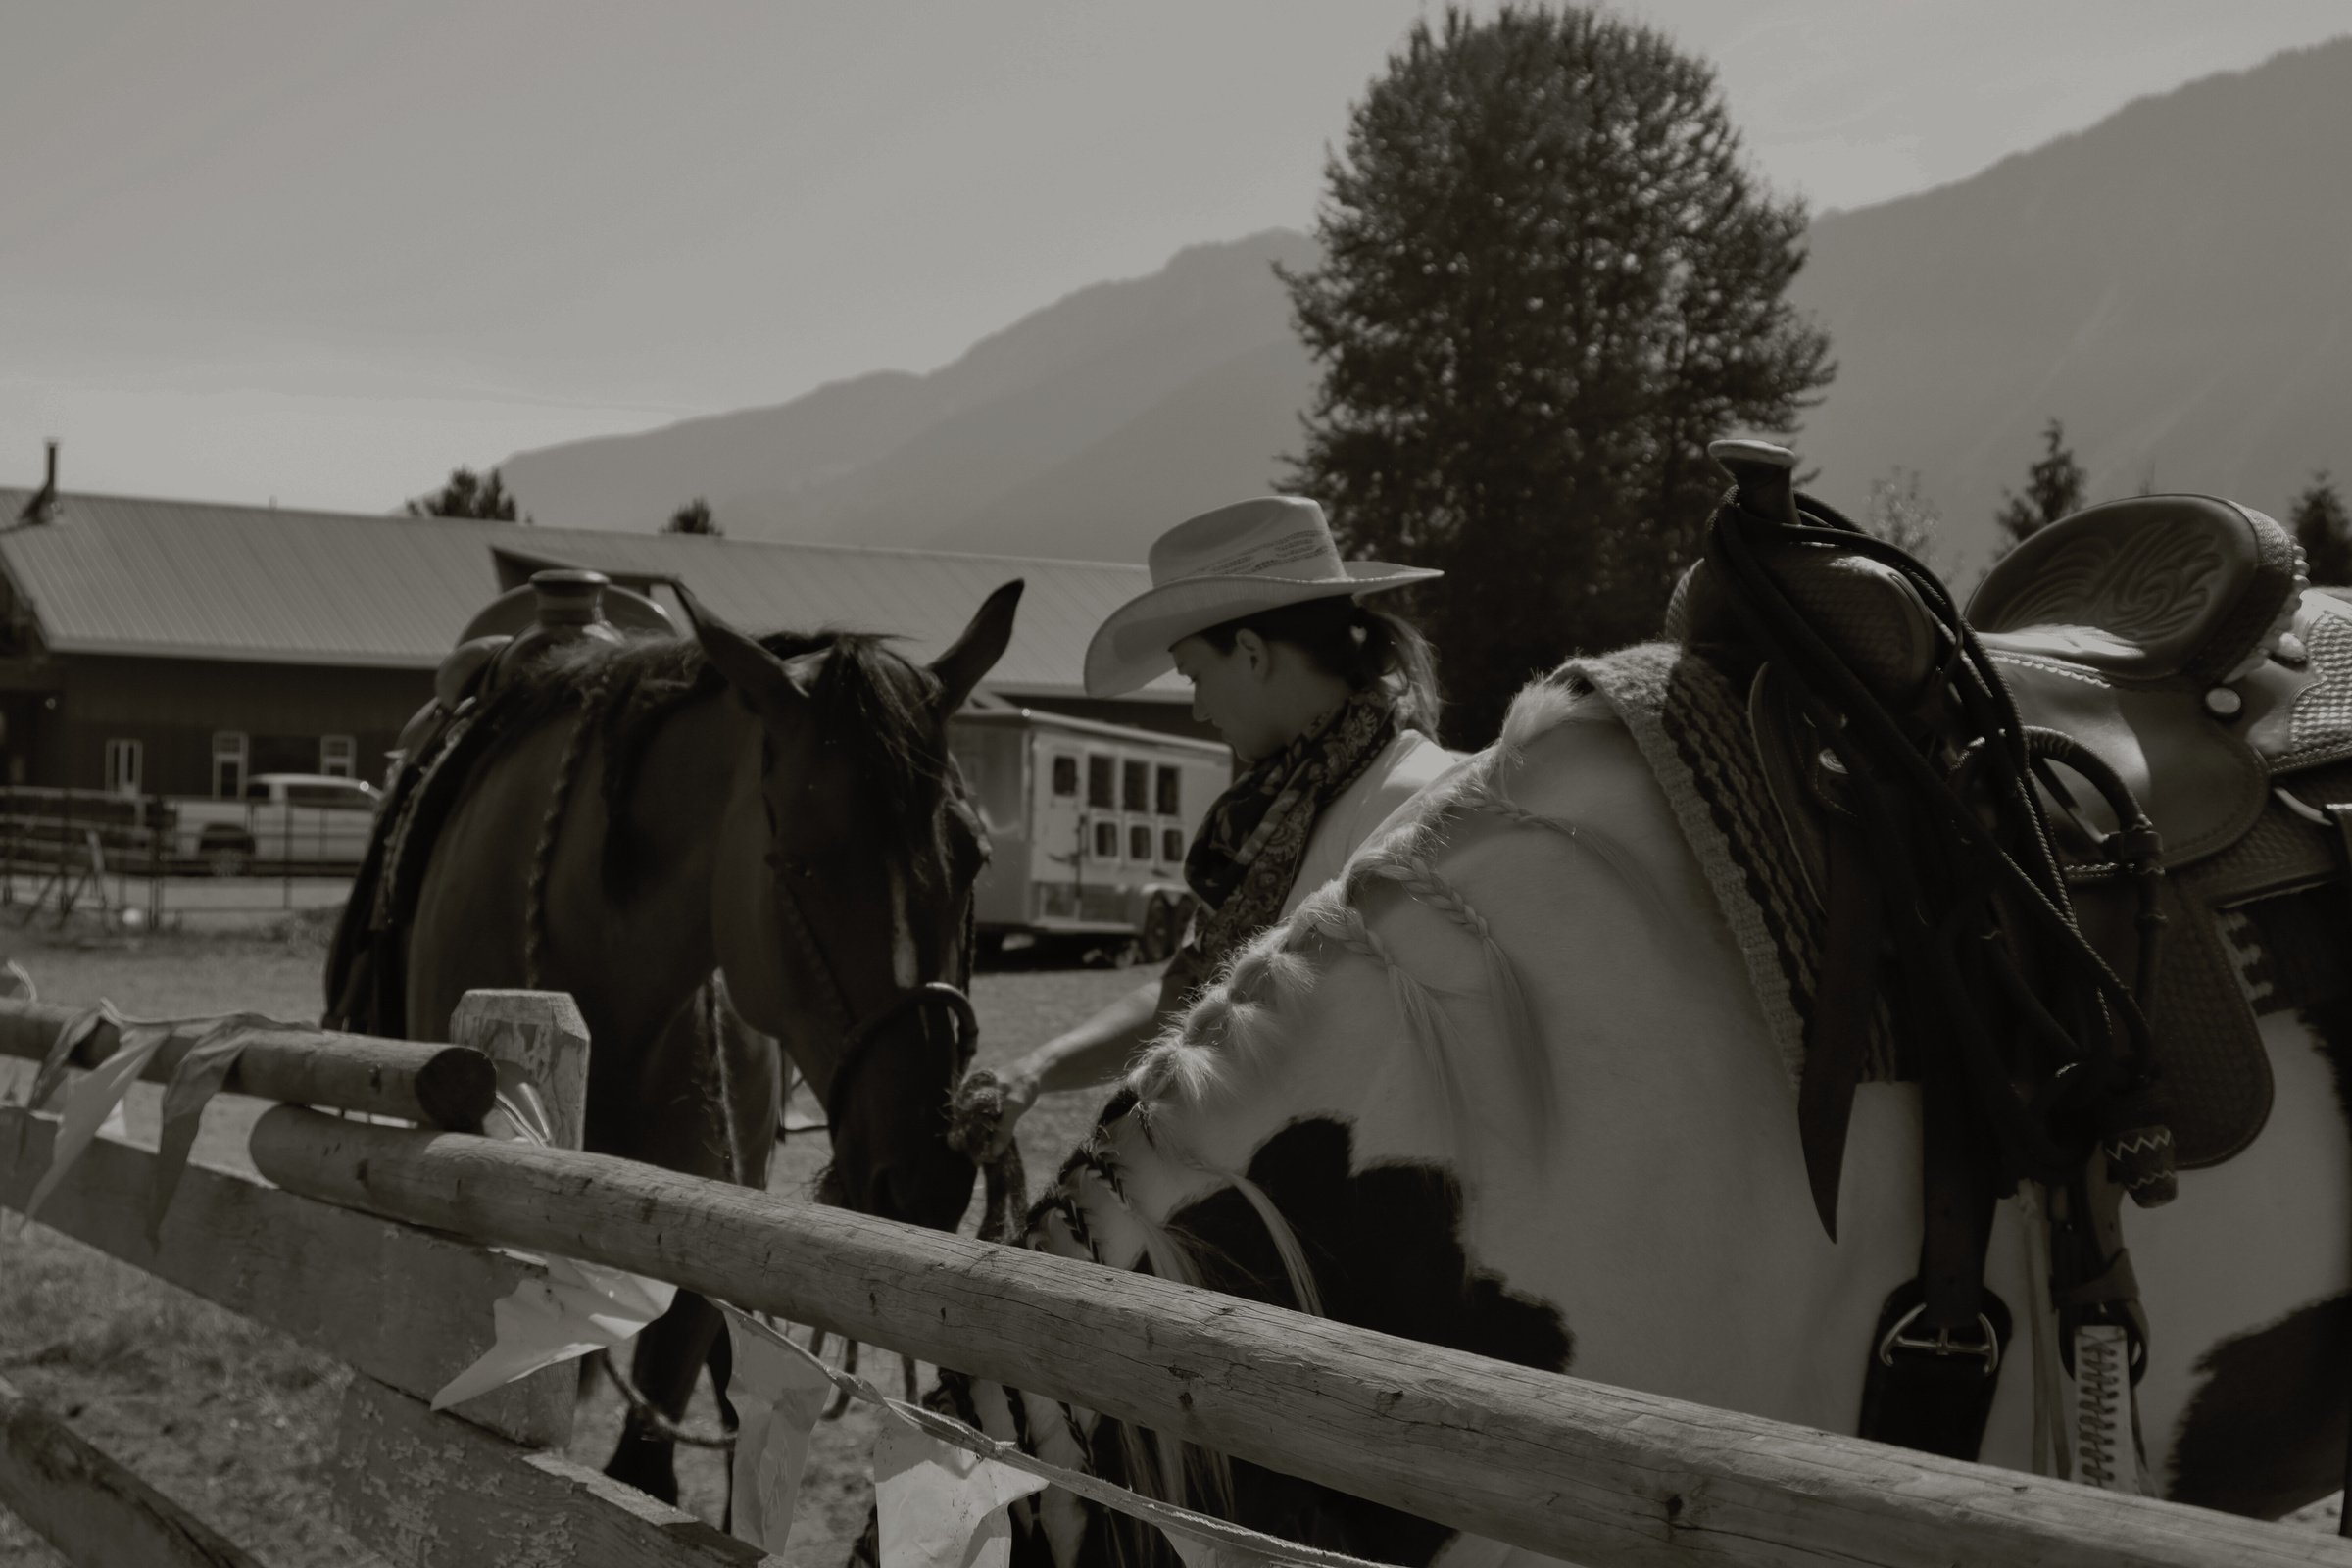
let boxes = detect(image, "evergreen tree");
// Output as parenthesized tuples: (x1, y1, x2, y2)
(2290, 470, 2352, 586)
(1992, 419, 2085, 551)
(1282, 4, 1834, 746)
(406, 466, 529, 523)
(663, 497, 721, 536)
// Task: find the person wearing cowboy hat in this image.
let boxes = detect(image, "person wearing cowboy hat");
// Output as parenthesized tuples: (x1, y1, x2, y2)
(976, 495, 1459, 1156)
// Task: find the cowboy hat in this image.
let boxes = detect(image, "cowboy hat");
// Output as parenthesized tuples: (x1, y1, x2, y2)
(1084, 496, 1442, 698)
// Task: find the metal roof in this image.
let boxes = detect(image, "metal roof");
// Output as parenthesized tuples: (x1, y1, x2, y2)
(0, 489, 1183, 701)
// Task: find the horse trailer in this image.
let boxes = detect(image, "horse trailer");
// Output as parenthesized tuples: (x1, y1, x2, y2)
(947, 708, 1231, 961)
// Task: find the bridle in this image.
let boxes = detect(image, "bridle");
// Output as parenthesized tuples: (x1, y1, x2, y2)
(753, 733, 984, 1138)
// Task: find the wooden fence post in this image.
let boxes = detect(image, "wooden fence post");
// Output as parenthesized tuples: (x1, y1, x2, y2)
(323, 990, 596, 1568)
(454, 990, 589, 1152)
(447, 989, 591, 1444)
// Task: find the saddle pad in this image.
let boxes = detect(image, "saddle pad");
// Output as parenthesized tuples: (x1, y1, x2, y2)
(321, 707, 501, 1039)
(1558, 643, 2352, 1168)
(1557, 642, 1893, 1096)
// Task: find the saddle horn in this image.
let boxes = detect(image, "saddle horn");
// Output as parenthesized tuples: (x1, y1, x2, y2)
(1709, 438, 1803, 529)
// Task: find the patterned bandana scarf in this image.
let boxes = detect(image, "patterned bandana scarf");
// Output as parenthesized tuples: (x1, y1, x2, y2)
(1161, 685, 1399, 1004)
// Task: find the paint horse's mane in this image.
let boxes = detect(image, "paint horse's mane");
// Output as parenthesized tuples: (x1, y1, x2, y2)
(475, 626, 952, 897)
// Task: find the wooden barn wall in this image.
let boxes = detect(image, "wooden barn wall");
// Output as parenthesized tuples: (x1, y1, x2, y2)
(41, 657, 430, 795)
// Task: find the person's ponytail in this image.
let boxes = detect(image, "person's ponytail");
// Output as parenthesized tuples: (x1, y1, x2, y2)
(1350, 603, 1441, 736)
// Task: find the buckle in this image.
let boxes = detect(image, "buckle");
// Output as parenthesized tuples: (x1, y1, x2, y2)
(1877, 1301, 2001, 1375)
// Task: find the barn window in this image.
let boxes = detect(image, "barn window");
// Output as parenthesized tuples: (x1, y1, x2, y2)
(211, 732, 248, 800)
(1050, 754, 1078, 798)
(1156, 764, 1180, 816)
(1161, 827, 1184, 863)
(1092, 819, 1118, 859)
(319, 735, 357, 778)
(1086, 755, 1114, 809)
(103, 739, 142, 797)
(1128, 823, 1152, 861)
(1122, 760, 1149, 811)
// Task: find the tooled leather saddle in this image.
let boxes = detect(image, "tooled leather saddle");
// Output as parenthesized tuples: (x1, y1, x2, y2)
(1670, 441, 2352, 1463)
(1730, 486, 2352, 1172)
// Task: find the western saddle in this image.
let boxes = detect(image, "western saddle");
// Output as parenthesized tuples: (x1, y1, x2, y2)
(1677, 440, 2352, 1466)
(323, 570, 676, 1035)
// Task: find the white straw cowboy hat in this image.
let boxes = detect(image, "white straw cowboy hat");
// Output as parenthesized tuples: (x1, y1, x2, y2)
(1084, 496, 1442, 698)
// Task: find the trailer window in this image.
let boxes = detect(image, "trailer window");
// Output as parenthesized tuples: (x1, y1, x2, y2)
(1121, 760, 1149, 811)
(1161, 827, 1184, 863)
(1087, 755, 1115, 809)
(1092, 819, 1118, 859)
(1156, 764, 1180, 816)
(1128, 823, 1152, 861)
(1051, 754, 1078, 798)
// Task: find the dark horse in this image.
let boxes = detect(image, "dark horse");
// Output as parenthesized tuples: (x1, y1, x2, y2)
(338, 580, 1020, 1503)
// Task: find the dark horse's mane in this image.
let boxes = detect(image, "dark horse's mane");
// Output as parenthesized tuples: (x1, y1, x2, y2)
(476, 627, 950, 898)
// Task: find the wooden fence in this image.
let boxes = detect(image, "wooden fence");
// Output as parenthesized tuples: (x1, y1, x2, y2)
(1, 991, 2348, 1568)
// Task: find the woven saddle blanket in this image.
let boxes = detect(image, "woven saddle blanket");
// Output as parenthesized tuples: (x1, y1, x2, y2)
(1560, 640, 2352, 1165)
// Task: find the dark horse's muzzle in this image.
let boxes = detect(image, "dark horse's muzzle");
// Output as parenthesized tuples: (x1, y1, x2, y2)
(823, 980, 981, 1228)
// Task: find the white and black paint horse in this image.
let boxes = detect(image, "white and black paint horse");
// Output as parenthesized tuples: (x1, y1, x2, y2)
(945, 518, 2352, 1564)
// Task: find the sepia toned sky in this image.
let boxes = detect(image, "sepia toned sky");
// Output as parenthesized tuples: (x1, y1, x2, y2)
(5, 1, 2345, 513)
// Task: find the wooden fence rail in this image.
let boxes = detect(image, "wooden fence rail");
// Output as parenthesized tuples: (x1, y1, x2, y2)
(4, 991, 2348, 1568)
(246, 1103, 2352, 1568)
(0, 999, 494, 1129)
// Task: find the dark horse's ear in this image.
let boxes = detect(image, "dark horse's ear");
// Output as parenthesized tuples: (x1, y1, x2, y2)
(930, 579, 1024, 715)
(675, 582, 812, 724)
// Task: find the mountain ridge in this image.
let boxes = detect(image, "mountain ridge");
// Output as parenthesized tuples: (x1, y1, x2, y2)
(502, 35, 2352, 574)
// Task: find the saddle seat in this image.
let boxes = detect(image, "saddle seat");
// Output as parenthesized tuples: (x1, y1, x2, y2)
(1970, 494, 2306, 687)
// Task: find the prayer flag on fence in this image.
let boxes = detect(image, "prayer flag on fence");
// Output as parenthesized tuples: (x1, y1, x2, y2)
(147, 1015, 286, 1244)
(874, 1419, 1049, 1568)
(17, 1024, 171, 1230)
(431, 1254, 675, 1409)
(27, 1005, 114, 1113)
(720, 1307, 837, 1553)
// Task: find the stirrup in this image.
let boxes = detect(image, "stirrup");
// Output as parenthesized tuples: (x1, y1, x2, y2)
(1878, 1301, 2002, 1375)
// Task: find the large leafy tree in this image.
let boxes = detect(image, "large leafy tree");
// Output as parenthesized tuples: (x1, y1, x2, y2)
(1992, 418, 2086, 552)
(1282, 4, 1834, 746)
(2289, 469, 2352, 587)
(405, 466, 529, 523)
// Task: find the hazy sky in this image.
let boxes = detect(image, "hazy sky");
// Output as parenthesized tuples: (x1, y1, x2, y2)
(6, 1, 2346, 513)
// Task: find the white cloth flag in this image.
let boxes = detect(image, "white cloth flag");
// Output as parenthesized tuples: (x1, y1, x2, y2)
(17, 1026, 171, 1229)
(722, 1308, 836, 1553)
(874, 1419, 1049, 1568)
(430, 1254, 675, 1410)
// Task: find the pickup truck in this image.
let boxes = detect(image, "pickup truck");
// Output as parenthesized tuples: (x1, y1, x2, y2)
(167, 773, 382, 875)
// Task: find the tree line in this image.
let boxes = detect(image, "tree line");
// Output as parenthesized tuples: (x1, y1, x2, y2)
(404, 467, 720, 536)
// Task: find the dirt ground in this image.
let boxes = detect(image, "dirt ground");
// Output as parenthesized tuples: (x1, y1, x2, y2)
(0, 914, 1140, 1567)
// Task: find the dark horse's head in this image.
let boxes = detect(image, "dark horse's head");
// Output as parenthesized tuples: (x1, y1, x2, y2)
(682, 580, 1021, 1228)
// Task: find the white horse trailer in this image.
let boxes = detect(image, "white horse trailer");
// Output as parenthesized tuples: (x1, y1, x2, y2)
(947, 708, 1231, 961)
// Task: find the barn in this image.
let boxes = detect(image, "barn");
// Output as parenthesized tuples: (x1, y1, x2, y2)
(0, 477, 1198, 800)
